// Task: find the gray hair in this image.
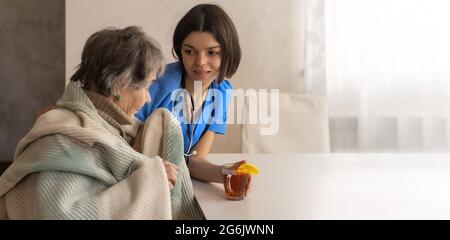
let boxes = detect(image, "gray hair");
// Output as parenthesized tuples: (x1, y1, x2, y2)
(70, 26, 165, 96)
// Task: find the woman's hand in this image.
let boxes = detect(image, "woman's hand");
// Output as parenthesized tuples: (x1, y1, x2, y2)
(163, 161, 179, 190)
(225, 160, 253, 196)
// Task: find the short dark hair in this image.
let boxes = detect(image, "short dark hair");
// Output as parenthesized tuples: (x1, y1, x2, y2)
(173, 4, 241, 82)
(71, 26, 165, 97)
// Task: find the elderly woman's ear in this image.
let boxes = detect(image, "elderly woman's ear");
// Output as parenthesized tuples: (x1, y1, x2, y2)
(111, 83, 125, 102)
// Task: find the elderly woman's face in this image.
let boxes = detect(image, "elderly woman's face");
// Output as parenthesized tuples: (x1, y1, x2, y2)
(116, 74, 156, 118)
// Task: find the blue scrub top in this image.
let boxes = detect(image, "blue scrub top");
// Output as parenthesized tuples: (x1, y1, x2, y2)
(136, 62, 233, 154)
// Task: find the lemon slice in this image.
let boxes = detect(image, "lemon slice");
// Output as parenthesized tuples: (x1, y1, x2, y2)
(237, 163, 260, 175)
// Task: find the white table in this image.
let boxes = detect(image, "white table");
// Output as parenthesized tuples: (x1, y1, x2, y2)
(192, 153, 450, 220)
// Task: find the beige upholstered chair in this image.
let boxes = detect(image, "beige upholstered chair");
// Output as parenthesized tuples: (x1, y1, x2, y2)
(241, 93, 330, 153)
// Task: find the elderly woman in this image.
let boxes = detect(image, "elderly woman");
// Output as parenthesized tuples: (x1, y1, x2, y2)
(0, 26, 202, 219)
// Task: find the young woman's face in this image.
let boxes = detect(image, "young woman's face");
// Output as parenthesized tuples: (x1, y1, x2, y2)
(116, 73, 156, 118)
(181, 31, 221, 83)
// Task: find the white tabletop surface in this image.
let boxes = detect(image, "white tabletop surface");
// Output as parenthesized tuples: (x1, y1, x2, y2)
(192, 153, 450, 220)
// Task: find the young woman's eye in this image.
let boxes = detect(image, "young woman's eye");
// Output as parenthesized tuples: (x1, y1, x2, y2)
(208, 51, 220, 56)
(184, 49, 194, 55)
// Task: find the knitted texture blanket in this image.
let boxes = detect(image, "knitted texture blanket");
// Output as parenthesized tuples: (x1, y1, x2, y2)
(136, 108, 204, 220)
(0, 82, 203, 219)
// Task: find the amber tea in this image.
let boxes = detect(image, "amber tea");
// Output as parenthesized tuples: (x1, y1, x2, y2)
(222, 164, 250, 200)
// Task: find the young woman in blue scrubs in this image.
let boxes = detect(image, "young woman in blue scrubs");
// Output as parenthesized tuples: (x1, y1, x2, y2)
(137, 4, 251, 189)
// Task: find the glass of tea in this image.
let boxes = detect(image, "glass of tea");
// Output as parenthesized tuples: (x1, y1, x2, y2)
(221, 163, 250, 200)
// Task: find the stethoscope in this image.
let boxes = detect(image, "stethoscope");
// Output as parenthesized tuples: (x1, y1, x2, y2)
(177, 84, 213, 158)
(175, 88, 202, 158)
(184, 103, 198, 158)
(183, 117, 197, 157)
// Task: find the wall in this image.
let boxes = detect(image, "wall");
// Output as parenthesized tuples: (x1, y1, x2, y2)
(66, 0, 305, 153)
(0, 0, 65, 162)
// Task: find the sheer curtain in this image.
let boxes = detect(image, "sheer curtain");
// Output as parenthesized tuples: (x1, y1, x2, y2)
(323, 0, 450, 152)
(304, 0, 326, 96)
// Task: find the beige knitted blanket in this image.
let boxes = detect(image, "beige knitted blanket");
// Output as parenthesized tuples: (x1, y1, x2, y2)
(0, 82, 203, 219)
